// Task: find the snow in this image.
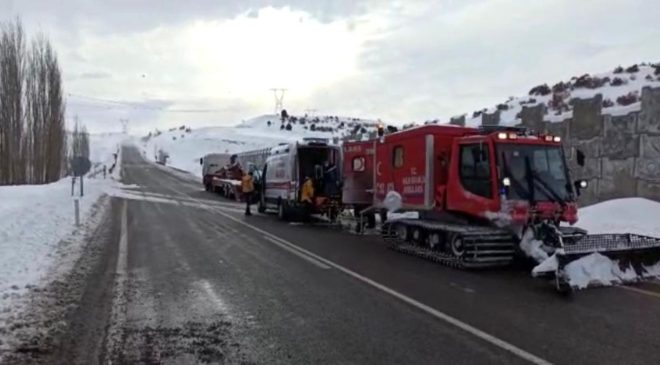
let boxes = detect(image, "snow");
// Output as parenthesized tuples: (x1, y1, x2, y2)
(531, 254, 558, 277)
(383, 191, 403, 212)
(140, 114, 380, 177)
(643, 262, 660, 277)
(461, 64, 660, 127)
(0, 178, 118, 298)
(530, 198, 660, 287)
(519, 229, 550, 263)
(0, 135, 129, 346)
(573, 197, 660, 237)
(563, 253, 639, 289)
(387, 211, 419, 220)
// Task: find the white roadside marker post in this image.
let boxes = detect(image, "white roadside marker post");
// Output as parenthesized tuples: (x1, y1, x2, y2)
(74, 199, 80, 227)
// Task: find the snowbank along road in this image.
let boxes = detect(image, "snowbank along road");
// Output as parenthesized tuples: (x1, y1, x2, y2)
(6, 144, 660, 365)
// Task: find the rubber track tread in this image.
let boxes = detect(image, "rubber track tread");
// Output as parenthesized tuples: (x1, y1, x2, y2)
(382, 219, 516, 270)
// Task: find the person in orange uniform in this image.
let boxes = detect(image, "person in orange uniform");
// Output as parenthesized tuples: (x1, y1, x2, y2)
(300, 176, 314, 216)
(242, 171, 255, 216)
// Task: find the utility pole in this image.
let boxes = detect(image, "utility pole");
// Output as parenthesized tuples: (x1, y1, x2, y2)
(120, 119, 129, 134)
(270, 88, 287, 114)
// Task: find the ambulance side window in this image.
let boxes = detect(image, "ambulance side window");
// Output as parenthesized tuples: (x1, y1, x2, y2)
(392, 146, 404, 168)
(459, 144, 492, 198)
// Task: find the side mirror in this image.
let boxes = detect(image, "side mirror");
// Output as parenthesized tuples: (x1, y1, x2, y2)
(576, 149, 585, 167)
(573, 179, 588, 196)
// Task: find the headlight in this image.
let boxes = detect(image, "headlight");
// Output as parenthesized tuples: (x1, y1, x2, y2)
(553, 136, 561, 143)
(579, 180, 588, 188)
(502, 177, 511, 187)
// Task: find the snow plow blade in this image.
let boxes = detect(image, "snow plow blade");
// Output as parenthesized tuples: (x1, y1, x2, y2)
(555, 233, 660, 291)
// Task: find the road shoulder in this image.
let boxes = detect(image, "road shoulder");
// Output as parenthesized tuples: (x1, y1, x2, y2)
(0, 196, 119, 364)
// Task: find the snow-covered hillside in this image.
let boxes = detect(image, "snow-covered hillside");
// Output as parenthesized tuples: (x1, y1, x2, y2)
(140, 114, 382, 177)
(461, 63, 660, 126)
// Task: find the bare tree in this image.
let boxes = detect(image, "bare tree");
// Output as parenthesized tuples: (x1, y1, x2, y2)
(0, 18, 26, 184)
(70, 116, 90, 163)
(44, 36, 66, 182)
(1, 19, 67, 185)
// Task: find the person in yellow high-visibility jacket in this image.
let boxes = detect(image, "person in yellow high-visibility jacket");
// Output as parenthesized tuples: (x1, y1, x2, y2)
(301, 176, 314, 202)
(242, 171, 255, 216)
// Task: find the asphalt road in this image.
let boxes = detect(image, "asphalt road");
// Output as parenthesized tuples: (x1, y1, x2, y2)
(42, 145, 660, 364)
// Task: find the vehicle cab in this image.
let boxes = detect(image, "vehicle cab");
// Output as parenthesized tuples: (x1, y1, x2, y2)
(445, 128, 579, 225)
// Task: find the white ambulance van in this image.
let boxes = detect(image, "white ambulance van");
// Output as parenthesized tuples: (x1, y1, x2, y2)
(259, 138, 342, 221)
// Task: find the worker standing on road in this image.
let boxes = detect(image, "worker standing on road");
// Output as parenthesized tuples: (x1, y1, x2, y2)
(322, 161, 339, 197)
(300, 176, 315, 216)
(242, 171, 255, 216)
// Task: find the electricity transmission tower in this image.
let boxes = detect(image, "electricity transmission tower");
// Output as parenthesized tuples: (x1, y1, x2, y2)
(270, 88, 287, 114)
(120, 119, 129, 134)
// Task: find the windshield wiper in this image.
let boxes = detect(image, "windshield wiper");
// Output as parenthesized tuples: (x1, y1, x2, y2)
(524, 156, 536, 205)
(527, 166, 565, 206)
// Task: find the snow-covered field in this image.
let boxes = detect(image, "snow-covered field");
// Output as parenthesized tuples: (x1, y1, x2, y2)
(0, 135, 129, 352)
(140, 114, 378, 177)
(0, 178, 114, 297)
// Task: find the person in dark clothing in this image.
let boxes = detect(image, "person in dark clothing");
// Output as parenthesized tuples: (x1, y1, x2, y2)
(322, 161, 339, 197)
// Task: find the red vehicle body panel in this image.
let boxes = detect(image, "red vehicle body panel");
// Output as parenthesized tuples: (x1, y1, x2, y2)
(342, 124, 579, 226)
(342, 140, 376, 208)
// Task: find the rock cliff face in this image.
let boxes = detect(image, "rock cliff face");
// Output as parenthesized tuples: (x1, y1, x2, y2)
(450, 64, 660, 206)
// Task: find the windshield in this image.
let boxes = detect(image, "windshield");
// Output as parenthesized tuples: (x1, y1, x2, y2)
(497, 144, 571, 202)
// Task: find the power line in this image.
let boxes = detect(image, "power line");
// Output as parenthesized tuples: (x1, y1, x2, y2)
(66, 93, 229, 113)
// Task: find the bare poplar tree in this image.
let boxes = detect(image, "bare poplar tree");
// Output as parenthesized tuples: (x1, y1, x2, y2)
(0, 18, 26, 184)
(44, 37, 65, 182)
(23, 29, 67, 184)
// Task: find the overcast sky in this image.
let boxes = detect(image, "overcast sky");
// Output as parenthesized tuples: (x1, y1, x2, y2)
(2, 0, 658, 134)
